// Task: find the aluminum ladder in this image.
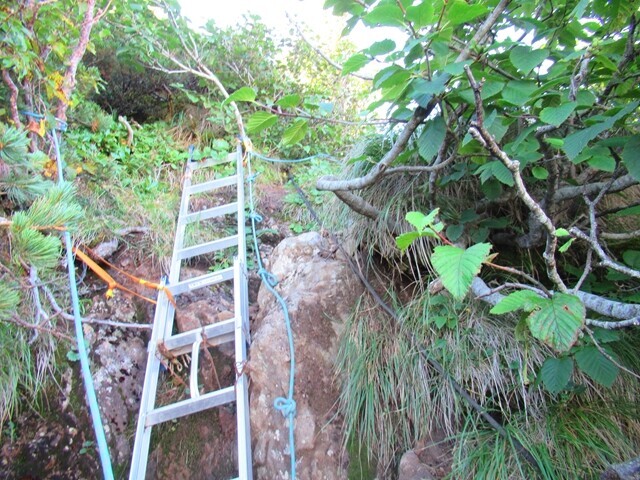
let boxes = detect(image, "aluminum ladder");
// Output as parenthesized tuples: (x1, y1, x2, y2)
(129, 145, 252, 479)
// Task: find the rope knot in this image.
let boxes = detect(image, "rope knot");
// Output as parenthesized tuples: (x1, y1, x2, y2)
(274, 397, 297, 418)
(247, 173, 260, 183)
(258, 268, 278, 287)
(249, 212, 263, 223)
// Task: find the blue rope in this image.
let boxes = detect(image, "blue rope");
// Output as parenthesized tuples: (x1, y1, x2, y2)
(51, 129, 114, 480)
(245, 151, 297, 478)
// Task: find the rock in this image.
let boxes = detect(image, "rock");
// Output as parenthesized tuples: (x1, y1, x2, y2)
(250, 232, 363, 480)
(92, 334, 147, 465)
(398, 450, 436, 480)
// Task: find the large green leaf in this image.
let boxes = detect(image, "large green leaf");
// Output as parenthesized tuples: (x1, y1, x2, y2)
(275, 94, 301, 109)
(366, 39, 396, 56)
(623, 135, 640, 181)
(281, 119, 308, 146)
(431, 243, 492, 300)
(490, 290, 546, 314)
(246, 111, 278, 134)
(417, 116, 446, 161)
(476, 161, 514, 186)
(406, 2, 434, 29)
(447, 0, 488, 25)
(526, 293, 585, 353)
(540, 102, 577, 126)
(363, 4, 405, 27)
(574, 346, 619, 387)
(540, 357, 574, 394)
(222, 86, 256, 106)
(509, 47, 549, 74)
(342, 53, 370, 75)
(502, 80, 538, 106)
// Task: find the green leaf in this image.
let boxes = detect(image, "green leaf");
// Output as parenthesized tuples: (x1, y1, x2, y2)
(540, 357, 574, 394)
(502, 80, 538, 106)
(406, 3, 434, 29)
(363, 4, 405, 27)
(558, 238, 574, 253)
(587, 155, 616, 172)
(417, 116, 446, 161)
(490, 290, 545, 314)
(448, 1, 488, 25)
(431, 243, 492, 300)
(396, 231, 422, 251)
(366, 39, 396, 56)
(532, 166, 549, 179)
(555, 228, 570, 237)
(446, 224, 464, 242)
(509, 47, 549, 74)
(623, 135, 640, 181)
(406, 209, 439, 231)
(476, 161, 514, 186)
(574, 346, 619, 387)
(540, 102, 577, 126)
(443, 60, 473, 75)
(222, 86, 256, 106)
(281, 119, 308, 146)
(526, 293, 585, 353)
(275, 94, 301, 108)
(622, 250, 640, 269)
(246, 111, 278, 134)
(342, 53, 370, 75)
(563, 102, 639, 160)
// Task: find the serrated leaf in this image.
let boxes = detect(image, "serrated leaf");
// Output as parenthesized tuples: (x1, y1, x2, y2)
(540, 357, 574, 394)
(540, 102, 577, 126)
(490, 290, 546, 314)
(510, 47, 549, 74)
(532, 166, 549, 179)
(366, 39, 396, 56)
(477, 161, 514, 186)
(396, 231, 421, 251)
(448, 0, 488, 25)
(526, 293, 585, 353)
(342, 53, 370, 75)
(281, 119, 308, 146)
(623, 135, 640, 181)
(406, 209, 439, 231)
(446, 224, 464, 242)
(587, 155, 615, 172)
(222, 86, 256, 106)
(431, 243, 492, 300)
(363, 4, 405, 27)
(417, 116, 446, 161)
(574, 346, 618, 387)
(502, 80, 538, 106)
(246, 111, 278, 134)
(406, 3, 434, 29)
(275, 94, 301, 108)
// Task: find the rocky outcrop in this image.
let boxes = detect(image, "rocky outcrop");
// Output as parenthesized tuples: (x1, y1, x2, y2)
(250, 232, 363, 479)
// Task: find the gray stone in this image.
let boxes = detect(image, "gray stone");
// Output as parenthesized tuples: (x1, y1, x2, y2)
(398, 450, 436, 480)
(250, 232, 363, 480)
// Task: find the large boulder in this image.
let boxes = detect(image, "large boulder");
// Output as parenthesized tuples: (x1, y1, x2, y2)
(250, 232, 363, 479)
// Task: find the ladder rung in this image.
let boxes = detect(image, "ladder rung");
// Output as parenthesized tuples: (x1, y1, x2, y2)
(177, 235, 239, 260)
(182, 202, 238, 225)
(162, 318, 235, 356)
(145, 386, 236, 426)
(187, 175, 237, 195)
(188, 154, 235, 170)
(168, 267, 235, 296)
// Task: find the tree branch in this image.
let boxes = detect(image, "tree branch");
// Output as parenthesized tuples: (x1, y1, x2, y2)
(56, 0, 98, 121)
(552, 174, 638, 203)
(2, 70, 22, 128)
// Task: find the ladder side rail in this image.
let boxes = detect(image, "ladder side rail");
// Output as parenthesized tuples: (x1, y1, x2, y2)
(236, 144, 247, 264)
(129, 293, 173, 480)
(234, 259, 253, 480)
